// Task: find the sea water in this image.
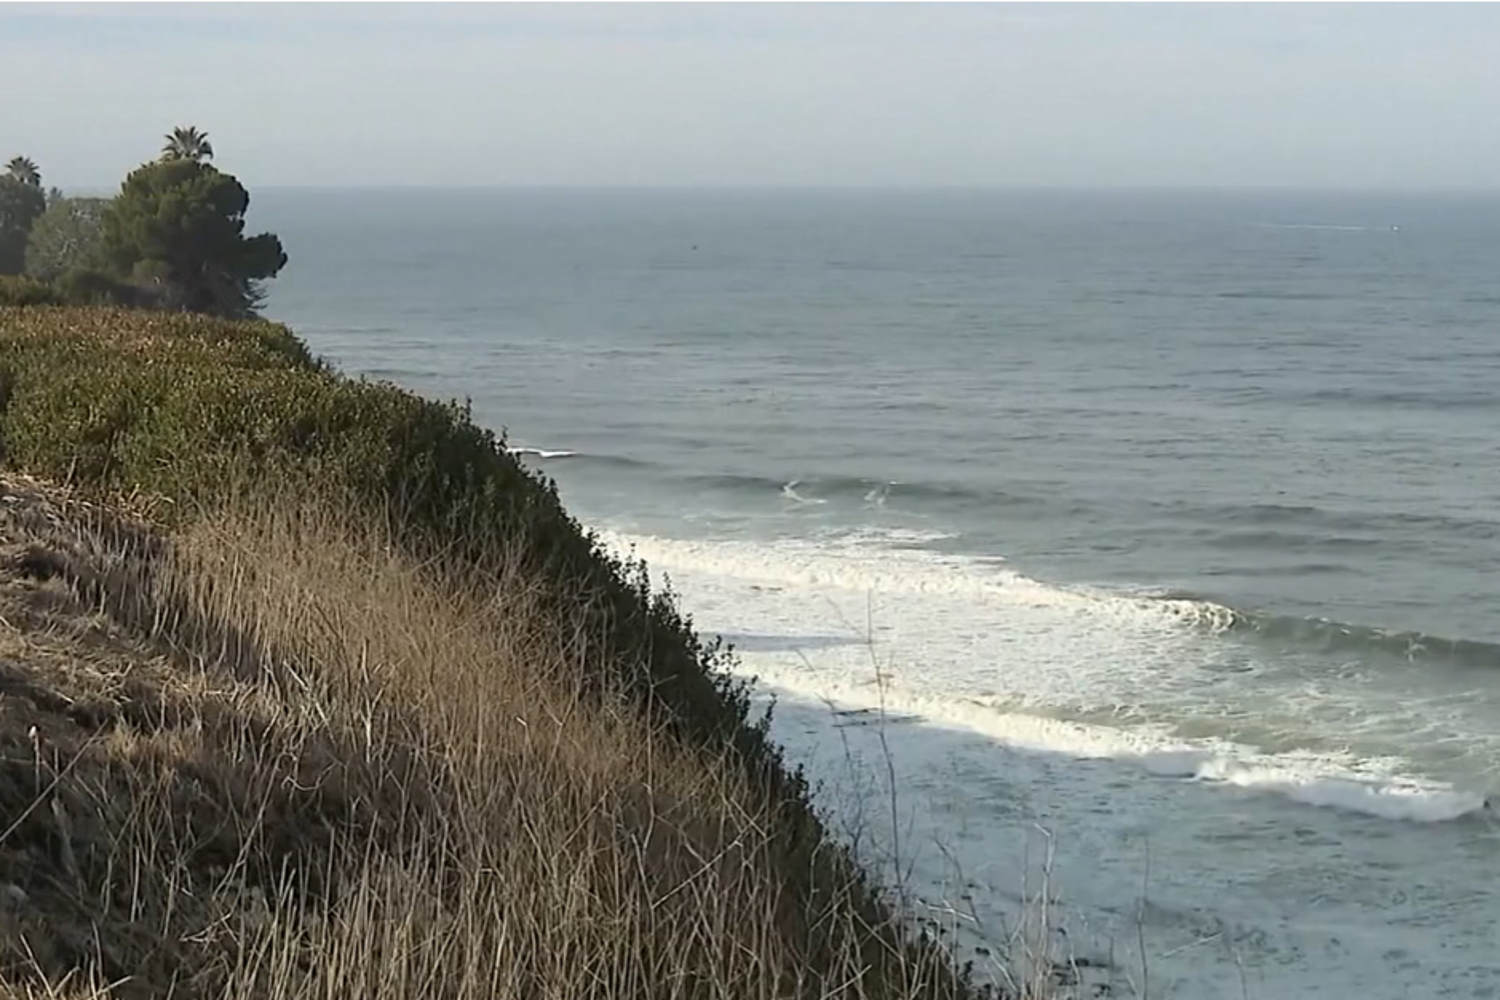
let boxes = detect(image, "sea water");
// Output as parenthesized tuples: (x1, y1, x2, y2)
(259, 188, 1500, 998)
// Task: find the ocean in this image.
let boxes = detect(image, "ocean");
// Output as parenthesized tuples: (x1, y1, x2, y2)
(256, 187, 1500, 998)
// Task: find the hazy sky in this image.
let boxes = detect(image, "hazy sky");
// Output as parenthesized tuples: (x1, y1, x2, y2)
(5, 3, 1499, 191)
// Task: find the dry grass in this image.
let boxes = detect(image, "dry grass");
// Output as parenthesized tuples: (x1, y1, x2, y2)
(0, 474, 991, 1000)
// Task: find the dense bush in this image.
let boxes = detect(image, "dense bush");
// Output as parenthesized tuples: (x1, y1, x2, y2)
(103, 160, 286, 318)
(24, 195, 110, 281)
(0, 305, 994, 997)
(0, 307, 793, 792)
(0, 472, 985, 999)
(0, 275, 63, 306)
(53, 266, 145, 307)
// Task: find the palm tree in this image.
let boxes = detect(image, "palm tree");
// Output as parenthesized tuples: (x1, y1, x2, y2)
(5, 156, 40, 186)
(161, 127, 214, 163)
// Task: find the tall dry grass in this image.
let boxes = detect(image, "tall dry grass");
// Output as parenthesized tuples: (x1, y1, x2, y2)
(0, 480, 990, 1000)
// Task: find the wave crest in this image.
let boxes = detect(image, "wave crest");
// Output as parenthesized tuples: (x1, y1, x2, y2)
(754, 664, 1489, 824)
(507, 446, 577, 459)
(1137, 750, 1487, 822)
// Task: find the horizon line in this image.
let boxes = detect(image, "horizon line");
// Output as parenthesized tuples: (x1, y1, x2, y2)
(53, 182, 1500, 196)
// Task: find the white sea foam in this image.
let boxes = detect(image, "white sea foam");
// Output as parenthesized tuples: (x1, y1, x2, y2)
(1130, 751, 1485, 820)
(1256, 223, 1371, 232)
(594, 525, 1262, 718)
(1193, 760, 1486, 822)
(592, 526, 1486, 825)
(780, 480, 828, 504)
(594, 528, 1234, 630)
(746, 658, 1489, 824)
(507, 446, 578, 459)
(834, 525, 959, 546)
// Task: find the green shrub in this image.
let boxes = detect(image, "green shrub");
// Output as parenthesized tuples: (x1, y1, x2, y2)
(0, 307, 789, 791)
(54, 267, 142, 307)
(24, 195, 110, 282)
(0, 305, 991, 998)
(0, 275, 62, 306)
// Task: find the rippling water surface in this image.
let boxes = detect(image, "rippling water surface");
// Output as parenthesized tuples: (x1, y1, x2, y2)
(260, 188, 1500, 997)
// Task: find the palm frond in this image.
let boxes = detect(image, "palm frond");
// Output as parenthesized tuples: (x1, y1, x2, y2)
(5, 155, 41, 185)
(161, 126, 214, 163)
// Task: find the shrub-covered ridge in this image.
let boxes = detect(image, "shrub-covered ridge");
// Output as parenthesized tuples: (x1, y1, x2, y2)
(0, 306, 741, 753)
(0, 306, 993, 998)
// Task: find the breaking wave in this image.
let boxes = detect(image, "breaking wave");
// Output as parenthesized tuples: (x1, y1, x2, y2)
(747, 663, 1490, 824)
(596, 526, 1500, 675)
(587, 513, 1498, 824)
(677, 470, 1039, 511)
(507, 446, 578, 459)
(780, 480, 828, 505)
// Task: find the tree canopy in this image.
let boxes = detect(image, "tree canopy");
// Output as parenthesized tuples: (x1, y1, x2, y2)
(102, 158, 286, 318)
(24, 196, 110, 282)
(3, 128, 287, 315)
(0, 175, 48, 275)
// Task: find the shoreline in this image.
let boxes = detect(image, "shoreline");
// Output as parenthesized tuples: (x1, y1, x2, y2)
(753, 679, 1492, 1000)
(592, 523, 1500, 999)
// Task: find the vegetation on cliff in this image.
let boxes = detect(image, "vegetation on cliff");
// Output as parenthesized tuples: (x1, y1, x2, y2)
(0, 307, 992, 998)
